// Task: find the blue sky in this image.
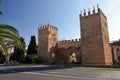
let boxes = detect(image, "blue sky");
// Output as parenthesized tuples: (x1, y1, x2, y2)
(0, 0, 120, 46)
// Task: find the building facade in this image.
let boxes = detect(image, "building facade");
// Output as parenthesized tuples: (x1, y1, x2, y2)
(38, 24, 58, 63)
(80, 6, 113, 65)
(38, 6, 118, 66)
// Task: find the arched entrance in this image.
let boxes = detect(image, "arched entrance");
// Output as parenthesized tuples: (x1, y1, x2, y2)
(69, 52, 77, 63)
(67, 47, 81, 63)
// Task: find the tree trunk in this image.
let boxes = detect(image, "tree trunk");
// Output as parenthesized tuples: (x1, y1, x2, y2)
(5, 54, 10, 64)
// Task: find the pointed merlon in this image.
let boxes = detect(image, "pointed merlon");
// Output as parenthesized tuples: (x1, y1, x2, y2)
(38, 25, 40, 30)
(47, 21, 50, 27)
(39, 24, 40, 27)
(93, 6, 95, 10)
(97, 4, 99, 9)
(40, 24, 43, 29)
(84, 9, 86, 16)
(41, 24, 42, 27)
(88, 8, 90, 12)
(80, 10, 82, 14)
(80, 10, 82, 16)
(93, 6, 95, 14)
(84, 9, 86, 13)
(88, 8, 90, 15)
(97, 4, 100, 12)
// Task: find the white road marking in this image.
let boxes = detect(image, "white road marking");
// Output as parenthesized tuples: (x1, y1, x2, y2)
(97, 72, 120, 79)
(21, 72, 94, 80)
(47, 72, 60, 74)
(66, 69, 74, 70)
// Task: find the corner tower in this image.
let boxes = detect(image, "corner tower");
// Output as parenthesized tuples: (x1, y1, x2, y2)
(80, 6, 113, 65)
(38, 23, 58, 63)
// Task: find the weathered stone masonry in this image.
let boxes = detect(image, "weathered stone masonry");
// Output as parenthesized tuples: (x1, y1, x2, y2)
(80, 6, 113, 65)
(38, 24, 58, 63)
(38, 6, 115, 65)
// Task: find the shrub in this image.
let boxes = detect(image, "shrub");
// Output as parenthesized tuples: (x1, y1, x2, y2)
(0, 54, 5, 63)
(25, 54, 41, 64)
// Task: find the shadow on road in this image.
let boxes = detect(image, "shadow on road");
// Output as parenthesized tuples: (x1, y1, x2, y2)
(0, 64, 81, 74)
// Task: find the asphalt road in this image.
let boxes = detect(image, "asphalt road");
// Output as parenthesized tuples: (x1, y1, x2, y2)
(0, 65, 120, 80)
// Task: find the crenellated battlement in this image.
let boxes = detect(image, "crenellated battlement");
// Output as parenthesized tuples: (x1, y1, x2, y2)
(80, 4, 103, 17)
(58, 38, 81, 49)
(58, 38, 81, 45)
(38, 23, 58, 31)
(38, 23, 58, 63)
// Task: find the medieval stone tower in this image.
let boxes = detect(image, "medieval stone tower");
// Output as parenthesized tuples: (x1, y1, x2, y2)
(38, 24, 58, 63)
(80, 6, 113, 65)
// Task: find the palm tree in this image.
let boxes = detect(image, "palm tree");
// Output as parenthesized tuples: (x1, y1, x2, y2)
(0, 24, 22, 62)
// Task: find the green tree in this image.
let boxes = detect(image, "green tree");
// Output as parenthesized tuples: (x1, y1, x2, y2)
(0, 24, 22, 62)
(27, 35, 37, 54)
(25, 54, 40, 64)
(25, 36, 39, 64)
(0, 0, 22, 62)
(0, 47, 5, 63)
(13, 37, 26, 62)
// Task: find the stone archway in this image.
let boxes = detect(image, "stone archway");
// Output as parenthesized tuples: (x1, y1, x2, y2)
(67, 47, 81, 63)
(69, 52, 77, 63)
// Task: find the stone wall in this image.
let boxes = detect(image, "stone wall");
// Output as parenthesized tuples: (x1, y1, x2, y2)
(111, 45, 120, 63)
(57, 39, 82, 63)
(37, 6, 114, 65)
(58, 38, 81, 49)
(80, 6, 113, 66)
(38, 24, 58, 63)
(112, 46, 120, 57)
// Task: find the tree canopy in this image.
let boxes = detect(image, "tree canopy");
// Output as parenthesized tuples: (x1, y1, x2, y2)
(13, 37, 26, 62)
(0, 24, 22, 62)
(27, 35, 37, 54)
